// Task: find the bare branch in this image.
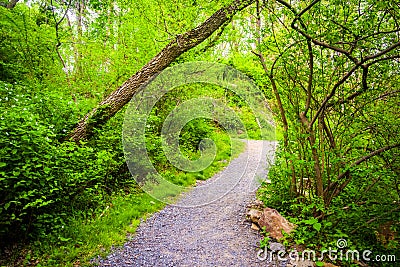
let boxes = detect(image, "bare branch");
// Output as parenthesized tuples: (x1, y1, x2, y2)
(310, 42, 400, 129)
(327, 143, 400, 203)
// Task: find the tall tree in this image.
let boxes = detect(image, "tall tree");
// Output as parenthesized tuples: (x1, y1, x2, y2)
(254, 0, 400, 211)
(65, 0, 256, 142)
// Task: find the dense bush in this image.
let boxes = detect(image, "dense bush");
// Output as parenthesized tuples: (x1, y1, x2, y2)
(0, 5, 59, 82)
(0, 81, 257, 246)
(0, 1, 275, 265)
(0, 81, 128, 241)
(259, 142, 399, 265)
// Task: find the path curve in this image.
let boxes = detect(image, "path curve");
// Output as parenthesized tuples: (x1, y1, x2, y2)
(96, 140, 276, 267)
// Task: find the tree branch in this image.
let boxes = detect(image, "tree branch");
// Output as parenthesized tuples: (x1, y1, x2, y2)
(6, 0, 19, 9)
(327, 143, 400, 203)
(64, 0, 256, 142)
(310, 41, 400, 129)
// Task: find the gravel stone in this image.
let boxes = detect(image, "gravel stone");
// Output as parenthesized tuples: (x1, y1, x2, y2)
(94, 140, 277, 267)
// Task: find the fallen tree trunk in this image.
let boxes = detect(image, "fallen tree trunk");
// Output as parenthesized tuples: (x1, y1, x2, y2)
(65, 0, 255, 143)
(0, 0, 19, 8)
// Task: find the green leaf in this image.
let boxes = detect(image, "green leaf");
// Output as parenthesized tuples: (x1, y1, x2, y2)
(58, 236, 72, 242)
(0, 162, 6, 167)
(313, 222, 322, 232)
(303, 218, 318, 225)
(315, 262, 324, 267)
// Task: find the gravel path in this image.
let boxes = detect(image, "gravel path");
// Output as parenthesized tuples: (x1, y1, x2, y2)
(95, 140, 277, 267)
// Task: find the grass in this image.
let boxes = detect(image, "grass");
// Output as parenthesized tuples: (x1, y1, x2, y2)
(14, 137, 246, 266)
(22, 193, 164, 267)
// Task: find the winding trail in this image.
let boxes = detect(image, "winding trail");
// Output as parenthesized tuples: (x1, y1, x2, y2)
(96, 140, 277, 266)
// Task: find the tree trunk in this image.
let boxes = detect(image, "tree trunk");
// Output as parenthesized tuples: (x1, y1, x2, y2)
(6, 0, 19, 9)
(64, 0, 255, 143)
(75, 0, 85, 76)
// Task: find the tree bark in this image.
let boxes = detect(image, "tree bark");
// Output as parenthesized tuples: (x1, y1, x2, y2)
(1, 0, 19, 8)
(6, 0, 19, 9)
(64, 0, 255, 143)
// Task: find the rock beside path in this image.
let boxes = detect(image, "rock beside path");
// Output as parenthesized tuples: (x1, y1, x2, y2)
(258, 208, 295, 240)
(246, 202, 295, 241)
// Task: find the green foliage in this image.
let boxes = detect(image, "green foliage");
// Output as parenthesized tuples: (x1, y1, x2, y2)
(260, 144, 399, 264)
(0, 5, 60, 82)
(7, 193, 164, 266)
(142, 84, 252, 187)
(5, 0, 398, 266)
(0, 82, 127, 241)
(0, 10, 259, 265)
(259, 227, 270, 250)
(0, 81, 247, 264)
(254, 1, 399, 265)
